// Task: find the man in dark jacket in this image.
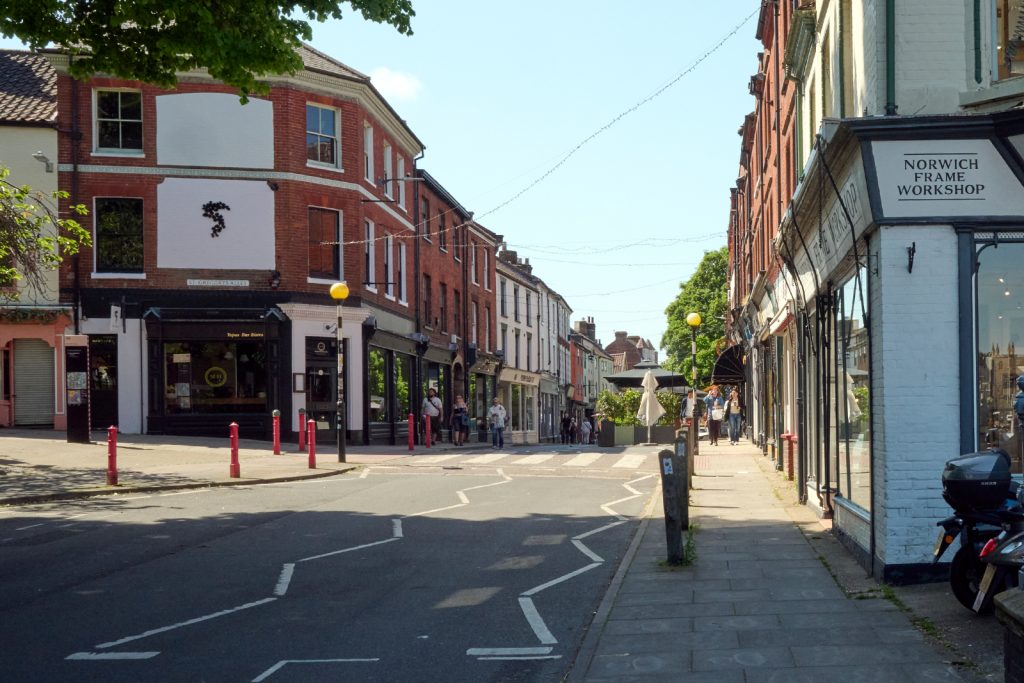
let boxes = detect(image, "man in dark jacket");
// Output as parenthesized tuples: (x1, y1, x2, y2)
(1015, 375, 1024, 429)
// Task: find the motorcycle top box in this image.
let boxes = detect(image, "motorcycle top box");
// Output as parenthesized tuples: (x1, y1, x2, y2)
(942, 449, 1013, 511)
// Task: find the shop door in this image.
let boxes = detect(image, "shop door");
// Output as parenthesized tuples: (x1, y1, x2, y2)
(305, 337, 345, 435)
(89, 335, 118, 428)
(14, 339, 54, 426)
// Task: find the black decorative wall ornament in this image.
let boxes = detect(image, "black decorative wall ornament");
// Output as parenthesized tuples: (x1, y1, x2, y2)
(202, 201, 231, 237)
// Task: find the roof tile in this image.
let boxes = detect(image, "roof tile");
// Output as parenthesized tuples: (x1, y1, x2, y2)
(0, 50, 56, 125)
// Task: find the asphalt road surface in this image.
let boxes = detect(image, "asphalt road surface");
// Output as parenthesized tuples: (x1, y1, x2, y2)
(0, 444, 660, 682)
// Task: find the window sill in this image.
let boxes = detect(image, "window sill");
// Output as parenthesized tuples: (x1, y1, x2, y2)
(960, 77, 1024, 108)
(398, 299, 409, 307)
(366, 286, 378, 294)
(308, 276, 342, 285)
(91, 151, 145, 158)
(384, 293, 396, 302)
(306, 161, 345, 174)
(92, 272, 146, 280)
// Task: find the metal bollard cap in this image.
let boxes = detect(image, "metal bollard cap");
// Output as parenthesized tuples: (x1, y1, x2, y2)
(272, 409, 281, 417)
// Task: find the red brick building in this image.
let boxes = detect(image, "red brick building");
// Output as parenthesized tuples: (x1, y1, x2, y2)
(46, 44, 492, 443)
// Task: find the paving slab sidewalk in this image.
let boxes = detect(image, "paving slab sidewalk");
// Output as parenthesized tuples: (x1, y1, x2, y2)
(569, 441, 982, 682)
(0, 428, 427, 505)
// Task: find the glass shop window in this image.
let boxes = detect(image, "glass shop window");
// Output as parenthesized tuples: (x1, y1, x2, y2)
(163, 341, 267, 414)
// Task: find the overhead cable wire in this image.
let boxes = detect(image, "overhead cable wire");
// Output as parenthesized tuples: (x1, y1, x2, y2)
(323, 8, 758, 249)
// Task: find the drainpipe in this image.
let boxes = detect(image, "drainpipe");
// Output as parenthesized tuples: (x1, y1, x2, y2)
(70, 77, 81, 334)
(412, 149, 425, 443)
(885, 0, 898, 115)
(974, 0, 983, 84)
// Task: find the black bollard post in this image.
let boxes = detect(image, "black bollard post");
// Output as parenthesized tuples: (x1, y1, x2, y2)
(675, 436, 689, 532)
(659, 447, 684, 565)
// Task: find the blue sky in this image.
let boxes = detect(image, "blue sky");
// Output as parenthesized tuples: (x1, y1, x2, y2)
(1, 2, 761, 358)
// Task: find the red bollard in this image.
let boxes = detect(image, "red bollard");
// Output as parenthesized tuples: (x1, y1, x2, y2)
(425, 414, 432, 448)
(229, 422, 240, 478)
(272, 409, 281, 455)
(106, 425, 118, 486)
(307, 418, 317, 469)
(297, 408, 307, 452)
(408, 412, 415, 451)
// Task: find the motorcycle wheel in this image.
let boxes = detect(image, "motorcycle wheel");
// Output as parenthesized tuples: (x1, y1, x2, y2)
(950, 545, 991, 614)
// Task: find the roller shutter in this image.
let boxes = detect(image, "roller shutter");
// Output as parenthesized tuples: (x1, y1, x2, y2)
(14, 339, 54, 426)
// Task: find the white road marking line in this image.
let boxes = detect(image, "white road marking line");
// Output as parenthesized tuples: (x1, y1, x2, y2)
(252, 658, 380, 682)
(15, 523, 42, 531)
(521, 562, 601, 597)
(457, 491, 470, 504)
(403, 503, 464, 518)
(601, 494, 640, 520)
(564, 453, 601, 467)
(478, 655, 562, 661)
(413, 454, 462, 464)
(572, 539, 603, 563)
(466, 647, 553, 656)
(511, 454, 554, 466)
(518, 597, 558, 644)
(359, 468, 370, 479)
(67, 651, 159, 660)
(612, 454, 648, 469)
(462, 480, 512, 493)
(95, 597, 278, 649)
(463, 453, 506, 464)
(497, 468, 511, 480)
(273, 564, 295, 597)
(574, 520, 626, 540)
(297, 537, 399, 563)
(392, 519, 403, 538)
(626, 473, 656, 485)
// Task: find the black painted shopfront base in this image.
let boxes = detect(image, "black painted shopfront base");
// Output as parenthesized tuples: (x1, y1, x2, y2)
(149, 414, 269, 440)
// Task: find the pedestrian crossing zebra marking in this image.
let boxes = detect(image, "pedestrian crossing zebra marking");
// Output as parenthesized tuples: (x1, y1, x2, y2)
(463, 453, 506, 464)
(612, 454, 647, 469)
(563, 453, 602, 467)
(511, 454, 555, 466)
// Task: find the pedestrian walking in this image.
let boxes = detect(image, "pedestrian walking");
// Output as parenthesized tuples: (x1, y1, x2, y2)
(725, 387, 744, 445)
(704, 386, 725, 446)
(580, 418, 592, 445)
(560, 412, 571, 444)
(488, 396, 507, 449)
(422, 387, 443, 444)
(451, 394, 469, 446)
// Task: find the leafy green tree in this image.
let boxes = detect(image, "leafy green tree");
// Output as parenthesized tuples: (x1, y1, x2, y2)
(0, 0, 416, 99)
(0, 168, 88, 302)
(661, 246, 728, 387)
(596, 388, 680, 427)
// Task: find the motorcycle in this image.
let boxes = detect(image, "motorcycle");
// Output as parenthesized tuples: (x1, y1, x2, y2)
(970, 526, 1024, 613)
(934, 448, 1024, 613)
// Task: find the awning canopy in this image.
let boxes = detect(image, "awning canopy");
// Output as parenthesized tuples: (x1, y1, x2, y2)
(711, 345, 746, 384)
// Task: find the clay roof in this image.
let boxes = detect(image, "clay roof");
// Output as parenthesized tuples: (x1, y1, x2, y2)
(0, 50, 56, 126)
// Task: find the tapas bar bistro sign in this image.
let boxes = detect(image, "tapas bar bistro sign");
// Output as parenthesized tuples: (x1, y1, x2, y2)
(871, 140, 1024, 218)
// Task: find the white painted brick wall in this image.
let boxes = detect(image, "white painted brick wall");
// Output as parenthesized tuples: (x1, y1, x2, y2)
(850, 0, 969, 116)
(872, 224, 961, 566)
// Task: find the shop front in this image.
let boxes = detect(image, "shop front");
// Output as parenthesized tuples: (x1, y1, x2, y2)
(467, 350, 500, 442)
(365, 330, 416, 445)
(146, 309, 286, 438)
(539, 377, 560, 442)
(771, 112, 1024, 581)
(0, 310, 71, 429)
(498, 367, 540, 444)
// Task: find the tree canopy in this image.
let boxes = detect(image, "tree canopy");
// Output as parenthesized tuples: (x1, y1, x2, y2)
(0, 0, 416, 99)
(661, 246, 728, 386)
(0, 169, 88, 302)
